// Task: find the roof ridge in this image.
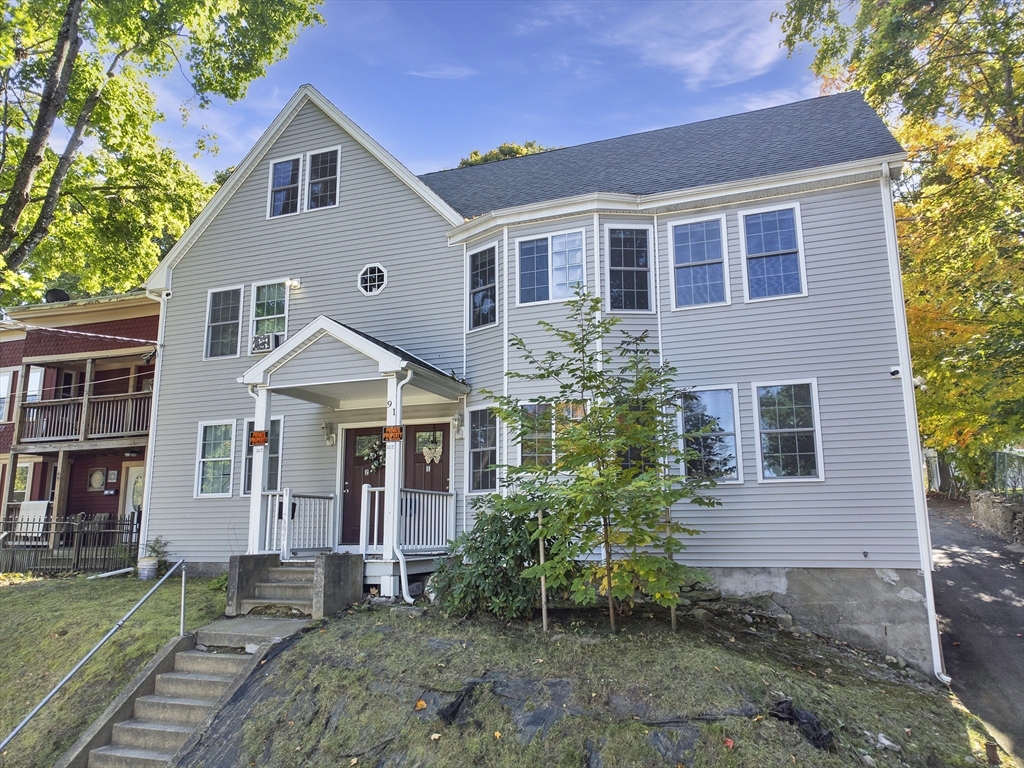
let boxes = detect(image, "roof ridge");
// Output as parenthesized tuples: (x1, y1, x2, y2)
(418, 90, 863, 180)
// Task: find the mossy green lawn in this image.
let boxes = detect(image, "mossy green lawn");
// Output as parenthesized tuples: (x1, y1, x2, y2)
(183, 602, 1015, 768)
(0, 574, 224, 768)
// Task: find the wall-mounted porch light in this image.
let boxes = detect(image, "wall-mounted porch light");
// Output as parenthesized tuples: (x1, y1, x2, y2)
(321, 422, 336, 446)
(285, 278, 302, 290)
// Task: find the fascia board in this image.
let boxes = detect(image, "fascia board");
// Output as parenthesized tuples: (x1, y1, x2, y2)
(146, 88, 312, 292)
(147, 85, 466, 293)
(238, 315, 405, 386)
(446, 152, 908, 245)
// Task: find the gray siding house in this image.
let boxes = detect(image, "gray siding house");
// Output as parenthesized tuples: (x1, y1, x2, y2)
(142, 86, 944, 677)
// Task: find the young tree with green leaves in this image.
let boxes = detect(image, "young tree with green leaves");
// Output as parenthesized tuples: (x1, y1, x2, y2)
(0, 0, 323, 303)
(776, 0, 1024, 475)
(486, 289, 718, 633)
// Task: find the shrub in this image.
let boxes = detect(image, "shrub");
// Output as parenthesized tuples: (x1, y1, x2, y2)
(431, 501, 538, 620)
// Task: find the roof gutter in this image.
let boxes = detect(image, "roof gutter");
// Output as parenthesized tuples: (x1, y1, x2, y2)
(446, 152, 908, 245)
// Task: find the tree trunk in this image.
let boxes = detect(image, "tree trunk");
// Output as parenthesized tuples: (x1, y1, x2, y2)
(603, 515, 616, 634)
(0, 0, 83, 264)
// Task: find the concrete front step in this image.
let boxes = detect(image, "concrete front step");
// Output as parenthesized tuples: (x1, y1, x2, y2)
(111, 719, 194, 752)
(174, 649, 250, 676)
(266, 565, 314, 583)
(133, 694, 214, 726)
(87, 744, 174, 768)
(239, 597, 313, 616)
(254, 581, 314, 601)
(154, 670, 235, 700)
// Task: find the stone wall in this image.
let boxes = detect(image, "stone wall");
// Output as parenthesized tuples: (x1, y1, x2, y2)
(709, 566, 936, 676)
(969, 491, 1024, 544)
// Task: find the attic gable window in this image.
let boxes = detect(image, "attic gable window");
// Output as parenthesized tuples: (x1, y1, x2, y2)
(205, 286, 243, 359)
(268, 156, 301, 217)
(307, 148, 339, 210)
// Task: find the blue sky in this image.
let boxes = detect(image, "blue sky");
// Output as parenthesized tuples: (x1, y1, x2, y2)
(152, 0, 822, 181)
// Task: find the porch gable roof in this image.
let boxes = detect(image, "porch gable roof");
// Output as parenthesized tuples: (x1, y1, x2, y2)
(238, 316, 469, 400)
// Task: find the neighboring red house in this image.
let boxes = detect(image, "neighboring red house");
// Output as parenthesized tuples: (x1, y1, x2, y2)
(0, 292, 158, 535)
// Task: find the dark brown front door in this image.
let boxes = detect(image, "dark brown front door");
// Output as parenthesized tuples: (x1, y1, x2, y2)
(342, 428, 385, 545)
(404, 424, 450, 492)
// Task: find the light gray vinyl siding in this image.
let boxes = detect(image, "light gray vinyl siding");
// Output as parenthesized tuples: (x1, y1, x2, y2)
(148, 100, 466, 562)
(655, 181, 918, 569)
(270, 335, 382, 388)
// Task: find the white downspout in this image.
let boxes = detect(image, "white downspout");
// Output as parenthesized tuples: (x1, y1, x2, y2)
(392, 369, 416, 603)
(137, 288, 168, 557)
(880, 162, 951, 684)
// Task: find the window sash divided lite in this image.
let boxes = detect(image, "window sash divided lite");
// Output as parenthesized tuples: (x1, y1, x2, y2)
(469, 245, 497, 329)
(468, 408, 498, 492)
(249, 280, 289, 350)
(668, 214, 731, 309)
(306, 146, 340, 211)
(739, 204, 808, 302)
(681, 386, 742, 482)
(751, 379, 824, 482)
(605, 225, 653, 312)
(205, 286, 244, 359)
(516, 229, 585, 305)
(195, 420, 236, 497)
(267, 155, 302, 218)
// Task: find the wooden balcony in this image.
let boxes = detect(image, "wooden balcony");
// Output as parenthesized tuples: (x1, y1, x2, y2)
(13, 391, 151, 450)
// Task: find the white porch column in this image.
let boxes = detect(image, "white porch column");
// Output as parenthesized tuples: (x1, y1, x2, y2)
(380, 371, 410, 596)
(246, 387, 272, 553)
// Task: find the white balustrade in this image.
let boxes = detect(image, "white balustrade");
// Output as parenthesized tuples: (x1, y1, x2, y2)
(359, 485, 385, 555)
(261, 489, 335, 559)
(398, 489, 455, 552)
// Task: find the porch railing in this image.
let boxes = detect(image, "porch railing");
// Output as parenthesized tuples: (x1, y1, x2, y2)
(0, 506, 140, 574)
(19, 391, 152, 443)
(398, 488, 456, 553)
(359, 486, 385, 555)
(262, 489, 335, 557)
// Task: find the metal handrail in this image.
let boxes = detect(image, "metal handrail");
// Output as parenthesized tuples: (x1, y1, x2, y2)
(0, 559, 187, 753)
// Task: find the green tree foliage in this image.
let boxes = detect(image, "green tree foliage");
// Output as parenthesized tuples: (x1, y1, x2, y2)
(777, 0, 1024, 470)
(431, 501, 539, 620)
(458, 141, 553, 167)
(0, 0, 323, 303)
(485, 289, 717, 632)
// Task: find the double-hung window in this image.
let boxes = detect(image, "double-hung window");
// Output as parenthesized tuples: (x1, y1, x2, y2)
(753, 380, 823, 480)
(671, 216, 729, 308)
(205, 287, 243, 358)
(742, 206, 805, 300)
(608, 227, 652, 311)
(518, 230, 584, 304)
(307, 148, 339, 210)
(683, 387, 740, 481)
(25, 367, 43, 402)
(268, 156, 301, 217)
(244, 418, 282, 494)
(520, 402, 586, 467)
(468, 408, 498, 492)
(251, 281, 288, 340)
(195, 421, 236, 497)
(469, 246, 497, 329)
(0, 370, 13, 421)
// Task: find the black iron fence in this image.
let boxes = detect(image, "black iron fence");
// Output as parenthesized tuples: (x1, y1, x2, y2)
(990, 451, 1024, 503)
(0, 506, 140, 574)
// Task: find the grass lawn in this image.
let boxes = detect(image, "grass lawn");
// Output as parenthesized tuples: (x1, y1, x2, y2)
(179, 599, 1017, 768)
(0, 573, 225, 768)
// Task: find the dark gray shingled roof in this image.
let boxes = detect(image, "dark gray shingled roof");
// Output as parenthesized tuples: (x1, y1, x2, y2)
(418, 91, 902, 220)
(335, 320, 460, 380)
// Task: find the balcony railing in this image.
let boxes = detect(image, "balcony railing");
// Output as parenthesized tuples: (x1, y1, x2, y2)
(19, 391, 151, 443)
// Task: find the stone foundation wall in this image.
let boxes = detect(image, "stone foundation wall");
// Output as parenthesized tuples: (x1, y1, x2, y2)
(708, 566, 935, 676)
(969, 491, 1024, 544)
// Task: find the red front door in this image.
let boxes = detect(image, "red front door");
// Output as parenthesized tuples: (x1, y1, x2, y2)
(404, 423, 450, 493)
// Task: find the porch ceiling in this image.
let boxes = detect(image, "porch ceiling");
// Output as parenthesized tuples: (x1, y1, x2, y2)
(272, 378, 460, 410)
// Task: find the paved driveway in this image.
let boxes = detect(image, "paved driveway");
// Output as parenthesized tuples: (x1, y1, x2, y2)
(929, 498, 1024, 762)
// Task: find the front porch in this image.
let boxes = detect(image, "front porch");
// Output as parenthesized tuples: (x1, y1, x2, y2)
(237, 316, 470, 602)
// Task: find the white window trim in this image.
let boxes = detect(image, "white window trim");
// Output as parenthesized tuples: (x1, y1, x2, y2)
(679, 384, 743, 484)
(666, 214, 731, 311)
(247, 279, 291, 356)
(514, 227, 588, 308)
(738, 202, 808, 304)
(194, 420, 236, 498)
(11, 460, 34, 502)
(266, 153, 304, 220)
(750, 378, 825, 483)
(25, 366, 44, 402)
(203, 285, 245, 361)
(242, 416, 284, 496)
(0, 367, 17, 422)
(356, 263, 389, 296)
(603, 222, 656, 314)
(466, 240, 500, 334)
(304, 145, 342, 214)
(466, 405, 499, 495)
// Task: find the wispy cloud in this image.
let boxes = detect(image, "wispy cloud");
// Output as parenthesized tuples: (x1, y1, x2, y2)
(408, 65, 476, 80)
(518, 1, 790, 89)
(739, 79, 823, 112)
